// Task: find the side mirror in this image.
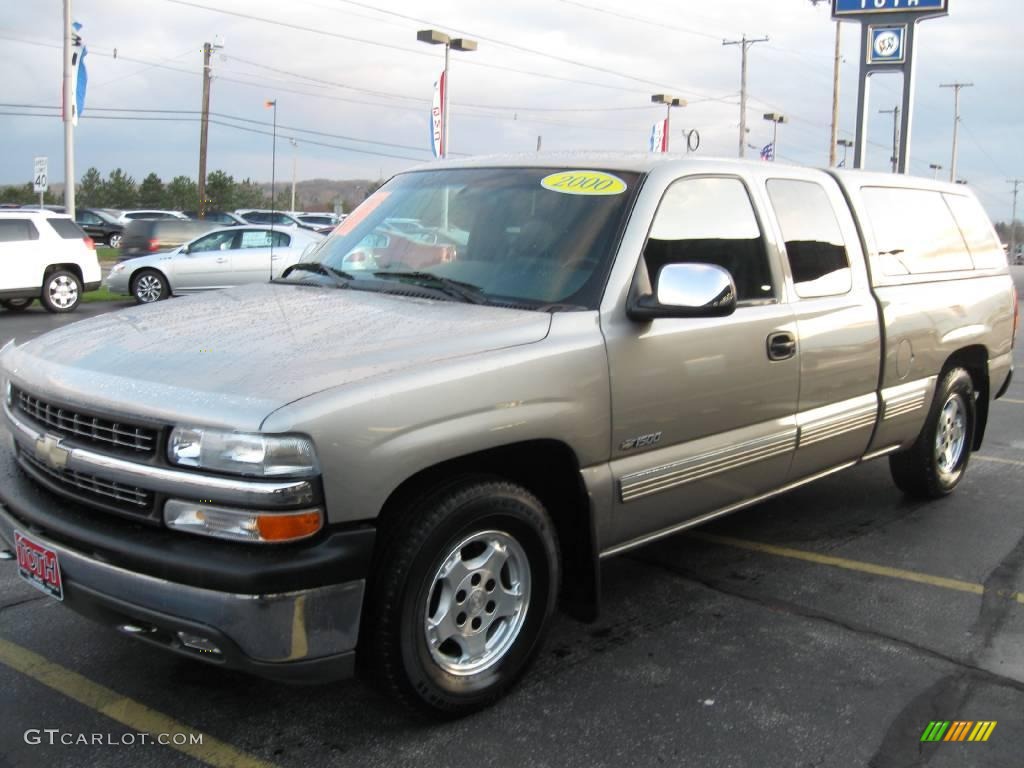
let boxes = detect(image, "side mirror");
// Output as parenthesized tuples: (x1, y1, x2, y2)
(627, 262, 737, 321)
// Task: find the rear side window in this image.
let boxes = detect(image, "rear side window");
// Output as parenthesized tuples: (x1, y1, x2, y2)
(766, 179, 852, 298)
(943, 193, 1006, 270)
(0, 219, 39, 242)
(46, 218, 87, 239)
(645, 176, 774, 301)
(861, 187, 972, 275)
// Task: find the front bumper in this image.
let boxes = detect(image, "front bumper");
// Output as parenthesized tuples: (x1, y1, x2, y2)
(0, 423, 375, 682)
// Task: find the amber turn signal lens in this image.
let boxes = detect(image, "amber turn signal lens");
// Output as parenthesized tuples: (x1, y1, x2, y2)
(256, 511, 323, 542)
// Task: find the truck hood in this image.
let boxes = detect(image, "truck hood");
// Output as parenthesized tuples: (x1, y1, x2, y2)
(1, 283, 552, 430)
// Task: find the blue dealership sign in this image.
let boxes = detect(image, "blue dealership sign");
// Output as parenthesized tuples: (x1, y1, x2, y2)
(868, 25, 907, 63)
(834, 0, 946, 15)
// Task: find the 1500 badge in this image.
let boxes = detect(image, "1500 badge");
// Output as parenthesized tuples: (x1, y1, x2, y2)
(619, 432, 662, 451)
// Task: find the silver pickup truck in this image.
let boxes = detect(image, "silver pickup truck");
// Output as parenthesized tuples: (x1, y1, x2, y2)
(0, 155, 1017, 717)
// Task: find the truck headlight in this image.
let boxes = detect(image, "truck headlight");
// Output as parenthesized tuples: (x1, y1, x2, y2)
(168, 427, 318, 477)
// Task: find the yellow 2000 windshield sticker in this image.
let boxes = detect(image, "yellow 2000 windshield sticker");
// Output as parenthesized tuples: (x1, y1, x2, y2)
(541, 170, 627, 196)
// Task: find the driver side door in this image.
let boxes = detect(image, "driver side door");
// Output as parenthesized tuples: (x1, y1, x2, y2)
(601, 175, 800, 552)
(174, 230, 238, 292)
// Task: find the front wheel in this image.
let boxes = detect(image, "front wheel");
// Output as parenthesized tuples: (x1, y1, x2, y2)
(108, 232, 123, 249)
(889, 367, 976, 499)
(364, 480, 560, 718)
(1, 298, 33, 311)
(131, 269, 169, 304)
(40, 270, 82, 313)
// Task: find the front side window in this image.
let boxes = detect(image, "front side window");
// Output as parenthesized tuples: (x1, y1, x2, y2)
(644, 176, 773, 302)
(294, 168, 640, 309)
(766, 179, 852, 298)
(77, 212, 102, 225)
(190, 231, 237, 252)
(861, 187, 972, 275)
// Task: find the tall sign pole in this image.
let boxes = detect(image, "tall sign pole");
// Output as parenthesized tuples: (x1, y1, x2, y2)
(62, 0, 75, 218)
(833, 0, 949, 174)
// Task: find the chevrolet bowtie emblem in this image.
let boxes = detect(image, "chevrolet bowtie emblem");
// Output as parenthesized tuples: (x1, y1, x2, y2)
(35, 434, 70, 470)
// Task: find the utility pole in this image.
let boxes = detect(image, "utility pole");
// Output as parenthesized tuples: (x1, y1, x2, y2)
(536, 135, 542, 152)
(879, 106, 900, 174)
(198, 42, 212, 218)
(62, 0, 75, 219)
(809, 1, 842, 167)
(723, 34, 769, 159)
(940, 82, 973, 183)
(289, 138, 298, 212)
(1009, 179, 1022, 265)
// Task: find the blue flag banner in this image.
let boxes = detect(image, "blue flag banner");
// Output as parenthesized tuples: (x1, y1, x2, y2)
(70, 21, 87, 126)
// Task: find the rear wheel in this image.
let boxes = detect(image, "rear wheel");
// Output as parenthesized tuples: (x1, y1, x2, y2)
(364, 479, 560, 718)
(131, 269, 168, 304)
(889, 367, 975, 499)
(1, 298, 33, 311)
(40, 270, 82, 313)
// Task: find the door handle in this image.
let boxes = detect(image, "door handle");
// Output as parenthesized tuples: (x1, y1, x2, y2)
(767, 332, 797, 361)
(216, 257, 228, 263)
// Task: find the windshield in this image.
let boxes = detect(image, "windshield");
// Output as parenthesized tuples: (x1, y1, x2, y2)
(290, 167, 641, 310)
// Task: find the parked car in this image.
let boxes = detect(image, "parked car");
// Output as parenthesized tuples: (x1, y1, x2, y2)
(0, 156, 1015, 717)
(104, 225, 322, 303)
(0, 210, 100, 312)
(235, 209, 309, 229)
(75, 207, 125, 248)
(295, 213, 338, 227)
(18, 204, 66, 213)
(119, 219, 223, 259)
(182, 210, 247, 226)
(117, 209, 188, 224)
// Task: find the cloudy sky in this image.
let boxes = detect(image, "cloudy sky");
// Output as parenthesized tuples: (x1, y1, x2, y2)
(1, 0, 1020, 220)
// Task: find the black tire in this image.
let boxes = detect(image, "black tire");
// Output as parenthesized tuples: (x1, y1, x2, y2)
(131, 269, 169, 304)
(363, 479, 560, 718)
(40, 270, 82, 313)
(889, 367, 976, 499)
(1, 298, 33, 311)
(108, 232, 123, 249)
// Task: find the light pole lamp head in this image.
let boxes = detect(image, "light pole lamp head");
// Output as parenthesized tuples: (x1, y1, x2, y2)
(651, 94, 669, 104)
(763, 112, 788, 124)
(417, 29, 451, 46)
(451, 38, 477, 52)
(929, 163, 943, 170)
(837, 139, 854, 148)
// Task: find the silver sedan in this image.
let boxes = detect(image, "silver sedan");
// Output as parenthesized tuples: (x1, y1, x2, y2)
(105, 226, 323, 304)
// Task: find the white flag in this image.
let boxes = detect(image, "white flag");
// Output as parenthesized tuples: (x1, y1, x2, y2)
(649, 119, 667, 153)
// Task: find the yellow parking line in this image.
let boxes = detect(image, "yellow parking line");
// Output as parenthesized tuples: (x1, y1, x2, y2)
(0, 638, 276, 768)
(974, 455, 1024, 467)
(690, 532, 1024, 604)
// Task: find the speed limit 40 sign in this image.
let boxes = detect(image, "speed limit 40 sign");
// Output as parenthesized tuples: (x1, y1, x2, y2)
(33, 157, 48, 193)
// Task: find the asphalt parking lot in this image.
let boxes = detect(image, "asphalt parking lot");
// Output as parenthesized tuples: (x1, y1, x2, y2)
(1, 273, 1022, 768)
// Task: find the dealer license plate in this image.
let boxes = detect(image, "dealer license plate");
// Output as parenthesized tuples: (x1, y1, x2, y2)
(14, 530, 64, 601)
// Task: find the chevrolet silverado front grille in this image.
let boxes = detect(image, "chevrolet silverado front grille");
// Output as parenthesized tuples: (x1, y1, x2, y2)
(19, 449, 155, 515)
(14, 387, 157, 456)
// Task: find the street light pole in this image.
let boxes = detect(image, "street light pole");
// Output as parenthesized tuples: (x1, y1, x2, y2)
(879, 106, 900, 174)
(763, 113, 787, 162)
(417, 30, 477, 159)
(62, 0, 75, 219)
(837, 139, 853, 168)
(265, 99, 277, 279)
(651, 95, 686, 151)
(1009, 178, 1022, 265)
(940, 82, 973, 183)
(723, 34, 769, 159)
(289, 138, 298, 212)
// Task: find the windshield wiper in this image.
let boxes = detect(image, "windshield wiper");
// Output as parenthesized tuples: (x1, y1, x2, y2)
(279, 262, 354, 287)
(372, 271, 487, 305)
